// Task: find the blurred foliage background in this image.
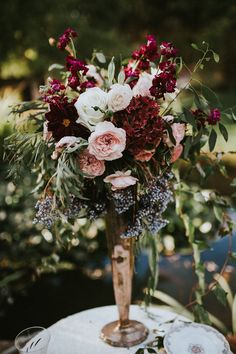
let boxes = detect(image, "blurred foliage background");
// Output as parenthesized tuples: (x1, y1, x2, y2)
(0, 0, 236, 341)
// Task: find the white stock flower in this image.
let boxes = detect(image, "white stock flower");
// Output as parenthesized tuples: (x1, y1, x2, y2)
(107, 84, 133, 112)
(133, 73, 154, 97)
(74, 87, 108, 130)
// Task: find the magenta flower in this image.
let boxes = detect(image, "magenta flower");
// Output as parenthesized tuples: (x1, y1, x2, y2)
(66, 56, 88, 75)
(207, 108, 221, 125)
(57, 28, 78, 50)
(160, 42, 178, 58)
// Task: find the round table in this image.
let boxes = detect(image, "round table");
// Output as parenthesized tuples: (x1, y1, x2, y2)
(47, 305, 188, 354)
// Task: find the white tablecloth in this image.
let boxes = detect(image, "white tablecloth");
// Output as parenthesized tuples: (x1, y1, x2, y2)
(47, 305, 188, 354)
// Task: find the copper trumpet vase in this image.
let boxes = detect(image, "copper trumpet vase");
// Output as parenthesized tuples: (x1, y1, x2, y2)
(100, 202, 149, 347)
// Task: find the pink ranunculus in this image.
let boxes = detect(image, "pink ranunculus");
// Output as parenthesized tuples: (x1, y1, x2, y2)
(78, 149, 105, 177)
(170, 144, 183, 163)
(88, 121, 126, 161)
(104, 170, 138, 191)
(134, 149, 155, 162)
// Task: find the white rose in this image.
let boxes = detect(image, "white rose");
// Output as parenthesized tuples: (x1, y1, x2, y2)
(133, 73, 154, 97)
(74, 87, 108, 130)
(107, 84, 133, 112)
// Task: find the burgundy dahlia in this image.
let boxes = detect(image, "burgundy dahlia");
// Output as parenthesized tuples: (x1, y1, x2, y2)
(113, 96, 163, 156)
(57, 28, 78, 50)
(207, 108, 221, 125)
(45, 101, 90, 141)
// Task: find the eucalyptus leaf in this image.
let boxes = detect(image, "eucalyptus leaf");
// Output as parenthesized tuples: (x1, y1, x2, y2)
(95, 52, 106, 63)
(219, 123, 228, 142)
(191, 43, 202, 51)
(108, 57, 115, 86)
(213, 52, 220, 63)
(48, 63, 64, 71)
(209, 129, 217, 152)
(117, 69, 126, 84)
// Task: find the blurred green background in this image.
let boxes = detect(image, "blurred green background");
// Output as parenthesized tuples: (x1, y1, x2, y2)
(0, 0, 236, 345)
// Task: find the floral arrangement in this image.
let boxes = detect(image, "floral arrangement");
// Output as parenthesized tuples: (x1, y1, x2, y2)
(5, 28, 236, 321)
(6, 29, 230, 234)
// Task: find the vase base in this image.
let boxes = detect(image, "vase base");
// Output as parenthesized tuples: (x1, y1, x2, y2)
(100, 320, 149, 347)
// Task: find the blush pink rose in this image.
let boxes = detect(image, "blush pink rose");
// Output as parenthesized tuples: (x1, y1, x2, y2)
(134, 149, 155, 162)
(78, 149, 105, 177)
(104, 170, 138, 191)
(88, 121, 126, 161)
(164, 122, 185, 147)
(170, 144, 183, 163)
(171, 123, 185, 146)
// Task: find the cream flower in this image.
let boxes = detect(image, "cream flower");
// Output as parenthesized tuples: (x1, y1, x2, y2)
(88, 121, 126, 161)
(74, 87, 107, 130)
(104, 170, 138, 191)
(107, 84, 133, 112)
(133, 73, 154, 97)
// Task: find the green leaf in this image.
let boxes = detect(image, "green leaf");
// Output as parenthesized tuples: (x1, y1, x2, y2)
(193, 304, 211, 325)
(230, 178, 236, 187)
(117, 69, 126, 84)
(209, 129, 217, 152)
(108, 57, 115, 86)
(95, 52, 106, 63)
(219, 123, 228, 142)
(191, 43, 202, 51)
(48, 63, 64, 71)
(183, 108, 197, 128)
(213, 205, 223, 223)
(135, 349, 145, 354)
(147, 348, 157, 353)
(184, 136, 192, 158)
(213, 52, 220, 63)
(214, 284, 228, 306)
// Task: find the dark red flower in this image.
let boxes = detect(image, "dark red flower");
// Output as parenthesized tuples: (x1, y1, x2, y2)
(131, 34, 159, 71)
(207, 108, 221, 125)
(113, 96, 163, 155)
(57, 28, 78, 50)
(160, 42, 178, 58)
(45, 101, 90, 141)
(150, 72, 176, 99)
(159, 61, 176, 74)
(48, 79, 65, 94)
(80, 79, 96, 90)
(66, 56, 88, 75)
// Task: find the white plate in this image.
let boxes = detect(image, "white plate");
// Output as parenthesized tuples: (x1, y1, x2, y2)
(163, 322, 231, 354)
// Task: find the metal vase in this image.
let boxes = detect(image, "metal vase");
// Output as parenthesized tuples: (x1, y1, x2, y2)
(100, 201, 149, 347)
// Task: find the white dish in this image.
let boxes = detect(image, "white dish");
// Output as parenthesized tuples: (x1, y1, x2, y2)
(163, 322, 231, 354)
